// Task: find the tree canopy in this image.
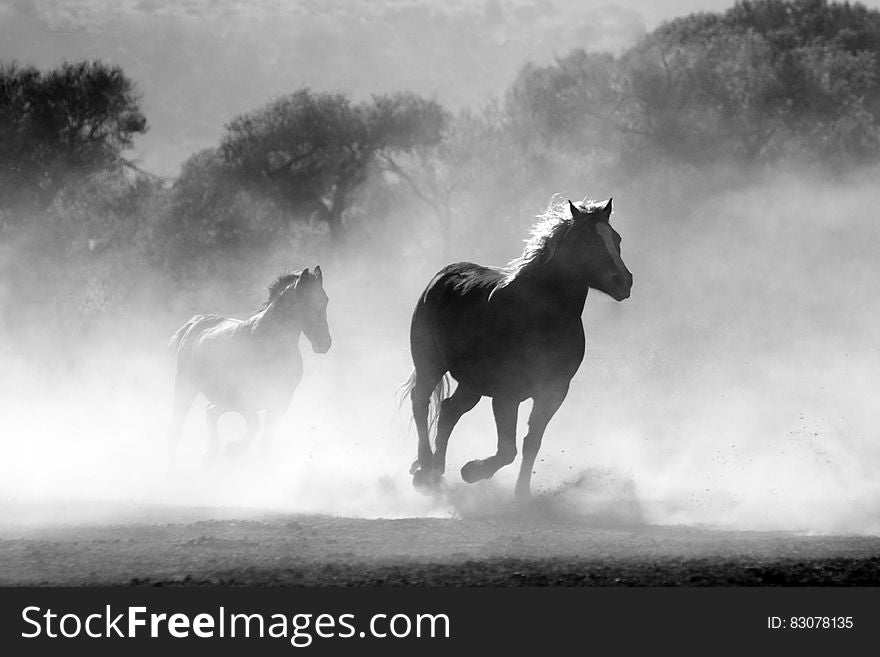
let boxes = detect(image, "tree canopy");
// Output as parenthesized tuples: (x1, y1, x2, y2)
(505, 0, 880, 169)
(0, 60, 147, 216)
(217, 89, 446, 240)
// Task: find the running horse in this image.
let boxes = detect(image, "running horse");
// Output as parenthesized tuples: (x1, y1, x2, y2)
(168, 267, 331, 463)
(405, 197, 632, 499)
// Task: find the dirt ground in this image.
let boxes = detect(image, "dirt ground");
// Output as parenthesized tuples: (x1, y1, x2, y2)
(1, 503, 879, 586)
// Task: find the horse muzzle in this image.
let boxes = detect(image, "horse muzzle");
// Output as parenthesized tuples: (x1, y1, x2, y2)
(311, 336, 332, 354)
(606, 271, 633, 301)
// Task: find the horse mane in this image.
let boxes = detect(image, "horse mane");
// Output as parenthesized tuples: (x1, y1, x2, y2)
(260, 271, 303, 310)
(498, 196, 602, 287)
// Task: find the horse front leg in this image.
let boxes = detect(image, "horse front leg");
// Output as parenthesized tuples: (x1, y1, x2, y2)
(460, 396, 519, 483)
(260, 407, 282, 457)
(433, 385, 481, 475)
(514, 386, 568, 500)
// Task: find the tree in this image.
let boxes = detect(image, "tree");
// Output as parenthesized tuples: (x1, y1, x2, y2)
(620, 26, 783, 165)
(157, 147, 296, 282)
(632, 0, 880, 164)
(0, 60, 147, 216)
(505, 0, 880, 172)
(218, 89, 446, 241)
(505, 50, 624, 152)
(376, 107, 495, 261)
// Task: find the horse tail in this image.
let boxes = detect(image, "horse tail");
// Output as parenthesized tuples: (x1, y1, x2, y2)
(168, 323, 189, 356)
(398, 370, 452, 446)
(397, 370, 417, 410)
(169, 314, 229, 358)
(167, 319, 195, 356)
(168, 314, 214, 356)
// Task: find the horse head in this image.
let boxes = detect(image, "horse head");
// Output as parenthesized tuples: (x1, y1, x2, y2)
(566, 198, 632, 301)
(270, 267, 332, 353)
(296, 266, 332, 354)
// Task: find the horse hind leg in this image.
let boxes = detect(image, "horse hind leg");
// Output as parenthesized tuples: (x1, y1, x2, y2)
(461, 396, 519, 484)
(167, 379, 197, 470)
(225, 410, 261, 458)
(410, 366, 445, 491)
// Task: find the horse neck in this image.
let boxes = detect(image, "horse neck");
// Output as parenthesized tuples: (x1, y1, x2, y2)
(510, 255, 590, 316)
(249, 301, 302, 343)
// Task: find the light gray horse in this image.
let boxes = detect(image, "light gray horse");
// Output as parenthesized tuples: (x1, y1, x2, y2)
(168, 267, 331, 463)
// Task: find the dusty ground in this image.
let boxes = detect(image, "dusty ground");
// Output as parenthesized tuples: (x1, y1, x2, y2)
(1, 503, 879, 586)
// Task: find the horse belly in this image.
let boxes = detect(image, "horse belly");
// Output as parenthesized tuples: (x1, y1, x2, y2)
(196, 348, 302, 412)
(417, 268, 585, 398)
(449, 365, 531, 401)
(449, 337, 583, 400)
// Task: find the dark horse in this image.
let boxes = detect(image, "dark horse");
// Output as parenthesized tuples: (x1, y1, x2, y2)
(168, 267, 331, 463)
(406, 198, 632, 499)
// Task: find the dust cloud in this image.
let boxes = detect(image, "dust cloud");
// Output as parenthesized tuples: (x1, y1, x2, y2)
(2, 1, 880, 539)
(2, 164, 879, 537)
(542, 166, 880, 535)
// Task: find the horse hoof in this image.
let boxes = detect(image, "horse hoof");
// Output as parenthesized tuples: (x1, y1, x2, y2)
(409, 460, 421, 476)
(412, 468, 442, 493)
(460, 460, 483, 484)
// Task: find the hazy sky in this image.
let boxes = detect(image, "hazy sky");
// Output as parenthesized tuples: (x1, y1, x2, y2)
(4, 0, 880, 175)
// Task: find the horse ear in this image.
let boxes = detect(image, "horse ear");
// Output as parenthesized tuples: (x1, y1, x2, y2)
(314, 265, 323, 283)
(602, 198, 613, 220)
(569, 200, 581, 217)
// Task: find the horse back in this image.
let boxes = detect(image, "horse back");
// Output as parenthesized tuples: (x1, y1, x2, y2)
(412, 262, 585, 398)
(169, 314, 233, 355)
(412, 262, 503, 341)
(172, 312, 301, 411)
